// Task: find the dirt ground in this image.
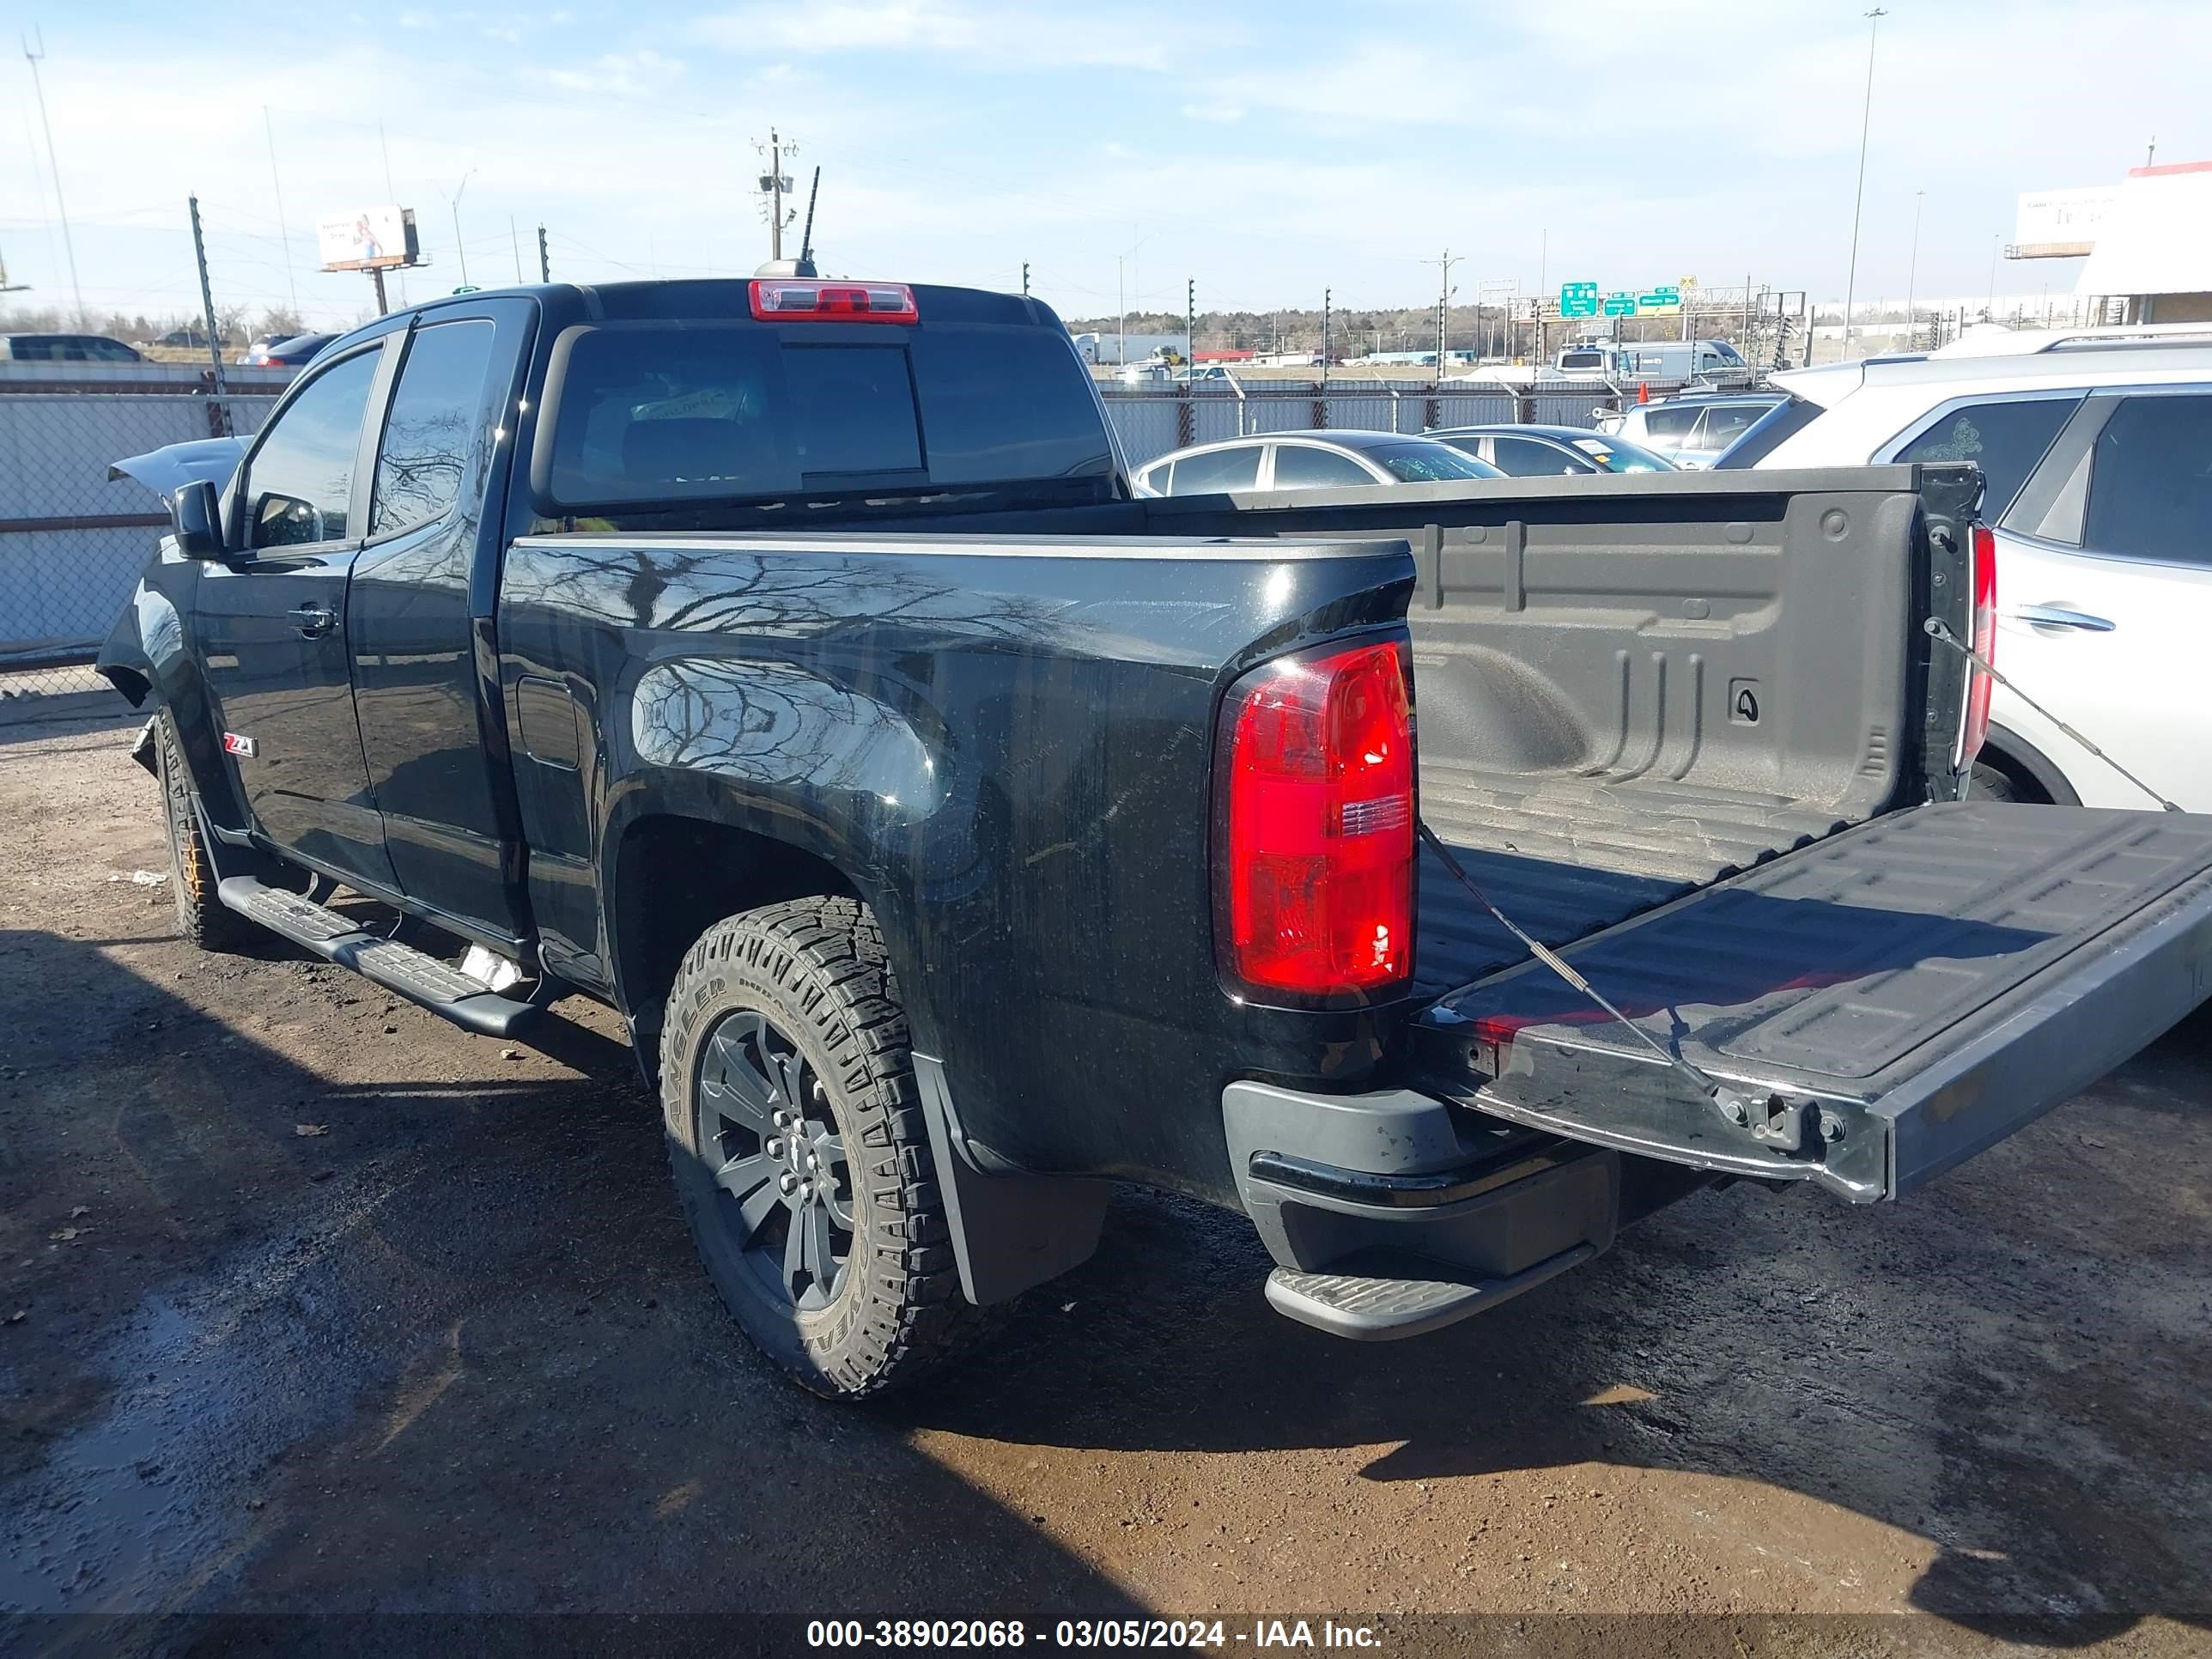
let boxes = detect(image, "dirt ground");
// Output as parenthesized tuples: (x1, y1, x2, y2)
(3, 696, 2209, 1657)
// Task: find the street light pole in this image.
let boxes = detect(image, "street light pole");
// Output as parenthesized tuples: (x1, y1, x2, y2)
(1840, 7, 1887, 360)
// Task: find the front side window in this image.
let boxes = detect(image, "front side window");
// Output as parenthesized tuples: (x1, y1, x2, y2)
(1166, 445, 1261, 494)
(1893, 395, 2081, 519)
(2081, 394, 2212, 566)
(244, 349, 380, 549)
(373, 320, 497, 538)
(1269, 445, 1375, 489)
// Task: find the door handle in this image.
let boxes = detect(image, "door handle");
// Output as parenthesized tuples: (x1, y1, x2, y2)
(289, 601, 337, 639)
(2011, 604, 2116, 633)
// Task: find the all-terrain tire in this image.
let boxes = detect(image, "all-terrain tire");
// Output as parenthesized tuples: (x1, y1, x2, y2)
(156, 714, 258, 953)
(660, 896, 1000, 1398)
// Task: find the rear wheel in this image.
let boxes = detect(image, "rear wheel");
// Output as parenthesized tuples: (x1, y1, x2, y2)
(659, 896, 997, 1398)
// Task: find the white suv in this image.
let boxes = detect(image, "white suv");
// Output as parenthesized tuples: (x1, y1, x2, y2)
(1729, 325, 2212, 809)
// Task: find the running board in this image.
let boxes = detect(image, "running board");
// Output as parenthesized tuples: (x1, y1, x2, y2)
(215, 877, 542, 1039)
(1264, 1243, 1597, 1340)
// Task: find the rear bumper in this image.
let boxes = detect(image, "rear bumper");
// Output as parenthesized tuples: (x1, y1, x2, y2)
(1221, 1080, 1618, 1282)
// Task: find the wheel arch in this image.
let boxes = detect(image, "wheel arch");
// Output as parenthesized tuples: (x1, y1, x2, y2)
(599, 786, 881, 1064)
(1979, 722, 2081, 806)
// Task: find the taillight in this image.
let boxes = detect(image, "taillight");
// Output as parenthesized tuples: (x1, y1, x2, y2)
(1957, 524, 1997, 769)
(748, 279, 918, 323)
(1217, 638, 1415, 1000)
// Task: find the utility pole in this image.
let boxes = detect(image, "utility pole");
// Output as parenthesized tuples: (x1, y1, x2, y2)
(262, 106, 300, 315)
(1020, 261, 1030, 296)
(1321, 288, 1331, 379)
(1117, 254, 1125, 367)
(1905, 189, 1923, 349)
(188, 196, 230, 434)
(538, 224, 550, 283)
(756, 130, 795, 262)
(1422, 249, 1460, 377)
(1840, 7, 1887, 360)
(21, 29, 84, 326)
(1185, 277, 1194, 367)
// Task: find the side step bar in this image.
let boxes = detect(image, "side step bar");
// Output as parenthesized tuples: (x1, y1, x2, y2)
(216, 877, 542, 1039)
(1264, 1243, 1596, 1340)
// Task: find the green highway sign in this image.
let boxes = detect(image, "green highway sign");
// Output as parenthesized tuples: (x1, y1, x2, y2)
(1636, 286, 1683, 315)
(1559, 282, 1600, 319)
(1601, 291, 1638, 317)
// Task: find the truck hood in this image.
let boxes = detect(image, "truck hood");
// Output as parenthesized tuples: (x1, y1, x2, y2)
(107, 436, 247, 505)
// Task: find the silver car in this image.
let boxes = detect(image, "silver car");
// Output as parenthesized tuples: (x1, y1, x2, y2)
(1133, 430, 1502, 495)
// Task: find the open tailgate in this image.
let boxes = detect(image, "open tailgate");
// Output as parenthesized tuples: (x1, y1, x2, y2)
(1408, 802, 2212, 1201)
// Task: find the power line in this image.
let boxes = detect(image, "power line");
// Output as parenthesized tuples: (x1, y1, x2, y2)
(261, 106, 301, 315)
(1840, 7, 1887, 358)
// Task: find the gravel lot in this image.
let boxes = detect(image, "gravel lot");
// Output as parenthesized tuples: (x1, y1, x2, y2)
(3, 696, 2209, 1656)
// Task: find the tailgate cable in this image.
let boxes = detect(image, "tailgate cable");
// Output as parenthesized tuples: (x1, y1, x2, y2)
(1417, 821, 1789, 1144)
(1924, 618, 2181, 812)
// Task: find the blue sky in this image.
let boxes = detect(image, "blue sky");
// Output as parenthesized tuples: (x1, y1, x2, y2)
(3, 0, 2207, 329)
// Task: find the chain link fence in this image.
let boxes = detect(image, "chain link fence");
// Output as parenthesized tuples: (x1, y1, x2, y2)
(1097, 382, 1620, 468)
(1, 370, 283, 720)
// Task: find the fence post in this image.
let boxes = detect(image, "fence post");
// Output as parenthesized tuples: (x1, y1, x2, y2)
(1177, 384, 1194, 449)
(1425, 394, 1441, 431)
(1516, 392, 1535, 425)
(1311, 380, 1326, 431)
(1389, 388, 1401, 433)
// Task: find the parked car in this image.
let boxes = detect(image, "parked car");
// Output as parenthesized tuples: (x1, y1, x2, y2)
(1610, 391, 1785, 468)
(1133, 430, 1502, 495)
(238, 332, 339, 368)
(1719, 323, 2212, 811)
(98, 277, 2212, 1401)
(1425, 424, 1676, 476)
(0, 332, 143, 363)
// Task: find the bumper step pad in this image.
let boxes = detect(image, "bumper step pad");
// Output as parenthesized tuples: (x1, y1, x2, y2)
(217, 877, 540, 1039)
(1264, 1243, 1596, 1340)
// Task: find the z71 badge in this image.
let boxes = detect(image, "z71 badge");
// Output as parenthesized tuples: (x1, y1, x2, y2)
(222, 732, 258, 757)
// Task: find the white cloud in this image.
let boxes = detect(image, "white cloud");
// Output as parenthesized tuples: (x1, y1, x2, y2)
(692, 0, 1236, 72)
(1181, 103, 1245, 125)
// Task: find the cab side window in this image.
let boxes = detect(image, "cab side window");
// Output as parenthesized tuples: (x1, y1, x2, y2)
(372, 320, 499, 538)
(244, 349, 380, 549)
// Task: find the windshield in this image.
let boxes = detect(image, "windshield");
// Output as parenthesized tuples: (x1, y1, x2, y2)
(1368, 443, 1502, 483)
(1571, 434, 1675, 472)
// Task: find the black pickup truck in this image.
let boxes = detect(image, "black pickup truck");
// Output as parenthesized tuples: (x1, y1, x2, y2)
(100, 277, 2212, 1398)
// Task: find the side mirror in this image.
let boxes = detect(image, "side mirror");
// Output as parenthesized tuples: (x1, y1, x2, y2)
(171, 478, 224, 558)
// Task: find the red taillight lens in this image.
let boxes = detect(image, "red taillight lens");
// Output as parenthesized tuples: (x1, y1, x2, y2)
(1958, 524, 1997, 769)
(748, 279, 919, 323)
(1218, 639, 1415, 1000)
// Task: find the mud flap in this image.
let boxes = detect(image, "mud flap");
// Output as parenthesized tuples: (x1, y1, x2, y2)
(1410, 803, 2212, 1201)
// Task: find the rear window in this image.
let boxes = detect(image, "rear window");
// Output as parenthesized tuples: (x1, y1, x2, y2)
(1894, 396, 2081, 517)
(1559, 349, 1605, 369)
(541, 321, 1111, 509)
(1367, 443, 1499, 483)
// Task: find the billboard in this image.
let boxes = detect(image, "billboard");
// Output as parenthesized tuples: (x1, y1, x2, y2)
(316, 206, 421, 272)
(2011, 186, 2117, 258)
